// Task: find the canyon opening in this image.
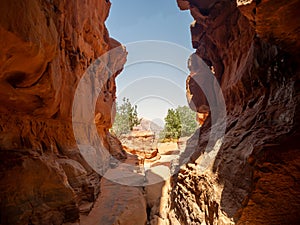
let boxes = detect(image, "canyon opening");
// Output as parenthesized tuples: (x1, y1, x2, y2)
(0, 0, 299, 225)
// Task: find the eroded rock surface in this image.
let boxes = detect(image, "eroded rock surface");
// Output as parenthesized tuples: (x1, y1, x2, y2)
(171, 0, 300, 224)
(119, 118, 163, 160)
(0, 0, 127, 224)
(81, 154, 147, 225)
(121, 130, 158, 160)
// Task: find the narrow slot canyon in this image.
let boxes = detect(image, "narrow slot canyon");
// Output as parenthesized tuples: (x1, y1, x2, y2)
(0, 0, 300, 225)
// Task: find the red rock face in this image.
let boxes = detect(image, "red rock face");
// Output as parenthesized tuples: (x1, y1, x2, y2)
(0, 0, 127, 224)
(172, 0, 300, 224)
(238, 0, 300, 57)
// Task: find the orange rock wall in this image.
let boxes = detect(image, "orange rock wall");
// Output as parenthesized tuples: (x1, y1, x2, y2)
(0, 0, 126, 224)
(173, 0, 300, 224)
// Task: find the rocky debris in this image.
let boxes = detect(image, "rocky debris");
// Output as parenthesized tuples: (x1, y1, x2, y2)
(0, 0, 127, 223)
(118, 118, 164, 160)
(172, 0, 300, 224)
(121, 130, 159, 160)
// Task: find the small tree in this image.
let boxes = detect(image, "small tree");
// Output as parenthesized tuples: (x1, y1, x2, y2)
(112, 98, 140, 137)
(160, 108, 181, 140)
(176, 106, 198, 137)
(160, 106, 198, 141)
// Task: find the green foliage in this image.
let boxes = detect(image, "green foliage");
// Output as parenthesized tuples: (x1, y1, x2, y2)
(111, 98, 140, 137)
(160, 105, 198, 141)
(161, 109, 182, 140)
(176, 106, 198, 137)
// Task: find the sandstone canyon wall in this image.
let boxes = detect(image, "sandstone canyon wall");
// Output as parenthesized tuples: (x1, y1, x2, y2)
(1, 0, 300, 224)
(171, 0, 300, 224)
(0, 0, 127, 224)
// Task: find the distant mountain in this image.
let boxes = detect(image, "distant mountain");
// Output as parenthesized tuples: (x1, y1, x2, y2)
(133, 118, 163, 134)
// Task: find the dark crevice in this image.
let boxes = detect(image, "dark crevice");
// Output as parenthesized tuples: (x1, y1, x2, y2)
(146, 205, 151, 223)
(6, 72, 27, 88)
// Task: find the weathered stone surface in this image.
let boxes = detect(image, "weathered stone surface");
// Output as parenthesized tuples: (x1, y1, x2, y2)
(81, 178, 147, 225)
(0, 0, 127, 223)
(121, 130, 159, 159)
(157, 142, 179, 155)
(146, 178, 172, 225)
(238, 0, 300, 56)
(80, 154, 147, 225)
(173, 0, 300, 224)
(0, 151, 79, 224)
(117, 118, 163, 160)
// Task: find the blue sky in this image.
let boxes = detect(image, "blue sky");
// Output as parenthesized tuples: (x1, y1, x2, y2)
(106, 0, 194, 125)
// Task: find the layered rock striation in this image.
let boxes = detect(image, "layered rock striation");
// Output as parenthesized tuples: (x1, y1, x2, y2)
(172, 0, 300, 224)
(121, 130, 158, 160)
(0, 0, 127, 224)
